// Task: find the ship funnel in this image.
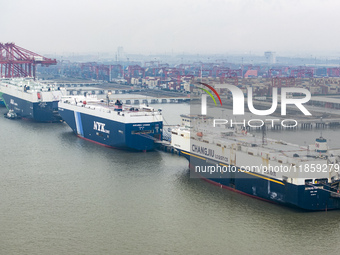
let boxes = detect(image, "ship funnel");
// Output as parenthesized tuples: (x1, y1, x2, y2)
(315, 137, 327, 153)
(114, 100, 123, 111)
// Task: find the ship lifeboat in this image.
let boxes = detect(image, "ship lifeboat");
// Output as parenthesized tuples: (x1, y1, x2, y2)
(197, 132, 203, 137)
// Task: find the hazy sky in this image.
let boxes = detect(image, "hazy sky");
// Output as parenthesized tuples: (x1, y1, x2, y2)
(1, 0, 340, 56)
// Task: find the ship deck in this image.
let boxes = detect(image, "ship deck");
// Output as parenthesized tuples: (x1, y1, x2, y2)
(60, 96, 162, 118)
(179, 125, 340, 162)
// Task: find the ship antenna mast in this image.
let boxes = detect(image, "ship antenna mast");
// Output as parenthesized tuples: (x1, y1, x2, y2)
(201, 65, 202, 81)
(107, 92, 112, 106)
(262, 123, 267, 146)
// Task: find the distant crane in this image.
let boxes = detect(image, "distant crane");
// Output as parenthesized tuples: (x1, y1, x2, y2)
(0, 42, 57, 79)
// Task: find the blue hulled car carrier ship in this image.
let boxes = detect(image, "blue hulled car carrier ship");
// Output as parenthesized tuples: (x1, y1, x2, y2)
(58, 95, 163, 151)
(0, 78, 65, 122)
(171, 115, 340, 211)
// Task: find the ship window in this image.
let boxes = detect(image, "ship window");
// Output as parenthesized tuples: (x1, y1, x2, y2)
(305, 179, 313, 185)
(315, 178, 328, 184)
(217, 143, 221, 147)
(131, 130, 153, 135)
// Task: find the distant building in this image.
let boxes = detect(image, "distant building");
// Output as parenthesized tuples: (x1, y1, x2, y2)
(117, 46, 125, 62)
(244, 70, 258, 78)
(264, 51, 276, 64)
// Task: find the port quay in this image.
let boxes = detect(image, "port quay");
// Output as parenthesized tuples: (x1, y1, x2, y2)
(40, 80, 191, 104)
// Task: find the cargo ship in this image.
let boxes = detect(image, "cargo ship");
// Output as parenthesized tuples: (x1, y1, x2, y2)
(171, 114, 340, 211)
(0, 78, 65, 122)
(58, 95, 163, 151)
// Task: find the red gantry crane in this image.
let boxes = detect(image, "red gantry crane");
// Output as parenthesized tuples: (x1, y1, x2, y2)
(0, 42, 57, 79)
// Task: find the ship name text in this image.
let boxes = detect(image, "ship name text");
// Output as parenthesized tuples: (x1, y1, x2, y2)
(192, 144, 228, 162)
(10, 99, 18, 106)
(93, 121, 110, 134)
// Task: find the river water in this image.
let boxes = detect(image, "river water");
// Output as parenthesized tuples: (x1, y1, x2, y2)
(1, 104, 340, 255)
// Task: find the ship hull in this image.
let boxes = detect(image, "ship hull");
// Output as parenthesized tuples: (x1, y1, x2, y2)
(1, 93, 60, 122)
(58, 107, 162, 151)
(180, 150, 340, 211)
